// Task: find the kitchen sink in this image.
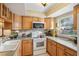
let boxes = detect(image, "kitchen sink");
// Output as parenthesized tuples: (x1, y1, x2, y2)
(0, 40, 20, 53)
(3, 40, 20, 45)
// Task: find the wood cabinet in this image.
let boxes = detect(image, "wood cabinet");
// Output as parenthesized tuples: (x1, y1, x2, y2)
(1, 4, 8, 19)
(73, 4, 79, 32)
(22, 16, 44, 29)
(32, 17, 39, 22)
(38, 18, 44, 22)
(57, 43, 65, 56)
(64, 46, 77, 56)
(12, 14, 22, 30)
(32, 17, 44, 22)
(4, 21, 12, 29)
(22, 39, 33, 56)
(22, 16, 33, 29)
(0, 3, 12, 29)
(8, 10, 13, 21)
(0, 3, 2, 17)
(44, 18, 52, 29)
(47, 38, 77, 56)
(47, 39, 56, 56)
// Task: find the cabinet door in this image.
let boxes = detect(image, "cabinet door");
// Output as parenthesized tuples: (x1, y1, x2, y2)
(23, 22, 32, 29)
(32, 17, 39, 22)
(12, 14, 22, 30)
(47, 39, 56, 56)
(0, 3, 1, 17)
(38, 18, 44, 22)
(22, 16, 33, 29)
(4, 21, 12, 29)
(22, 40, 33, 56)
(1, 4, 8, 19)
(44, 18, 51, 29)
(57, 43, 65, 56)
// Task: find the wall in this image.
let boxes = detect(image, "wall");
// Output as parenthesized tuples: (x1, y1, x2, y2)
(55, 12, 72, 29)
(77, 13, 79, 55)
(45, 3, 69, 16)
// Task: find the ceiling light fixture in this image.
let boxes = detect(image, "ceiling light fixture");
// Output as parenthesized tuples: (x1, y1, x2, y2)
(41, 3, 47, 7)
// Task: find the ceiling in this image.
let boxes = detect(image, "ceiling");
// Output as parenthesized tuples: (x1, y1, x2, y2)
(5, 3, 55, 18)
(5, 3, 77, 18)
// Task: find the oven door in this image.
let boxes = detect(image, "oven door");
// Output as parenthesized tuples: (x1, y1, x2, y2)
(33, 38, 46, 50)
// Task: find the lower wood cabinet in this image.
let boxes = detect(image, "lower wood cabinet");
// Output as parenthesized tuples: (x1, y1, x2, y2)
(47, 38, 77, 56)
(57, 43, 65, 56)
(64, 46, 77, 56)
(47, 39, 56, 56)
(22, 39, 33, 56)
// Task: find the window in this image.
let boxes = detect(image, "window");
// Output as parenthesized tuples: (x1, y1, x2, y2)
(59, 16, 77, 35)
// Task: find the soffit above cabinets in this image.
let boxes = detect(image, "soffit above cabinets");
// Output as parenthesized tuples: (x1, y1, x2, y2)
(4, 3, 55, 18)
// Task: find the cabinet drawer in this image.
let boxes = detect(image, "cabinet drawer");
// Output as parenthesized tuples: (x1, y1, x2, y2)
(65, 47, 77, 56)
(23, 50, 32, 56)
(47, 39, 56, 45)
(64, 52, 73, 56)
(22, 40, 32, 43)
(57, 43, 65, 49)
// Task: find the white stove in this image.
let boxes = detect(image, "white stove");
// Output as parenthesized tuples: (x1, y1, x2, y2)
(33, 38, 46, 55)
(32, 30, 46, 55)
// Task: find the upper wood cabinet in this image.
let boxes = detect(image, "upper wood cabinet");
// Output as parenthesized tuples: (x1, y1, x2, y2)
(44, 18, 52, 29)
(22, 16, 33, 29)
(32, 17, 39, 22)
(1, 4, 8, 19)
(32, 17, 44, 22)
(8, 10, 13, 21)
(73, 4, 79, 32)
(4, 21, 12, 29)
(0, 3, 2, 17)
(12, 14, 22, 30)
(38, 18, 44, 22)
(22, 16, 44, 29)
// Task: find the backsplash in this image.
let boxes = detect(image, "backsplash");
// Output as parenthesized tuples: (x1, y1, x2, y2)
(0, 37, 3, 46)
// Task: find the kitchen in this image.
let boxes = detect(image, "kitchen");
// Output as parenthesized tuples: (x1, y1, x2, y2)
(0, 3, 78, 56)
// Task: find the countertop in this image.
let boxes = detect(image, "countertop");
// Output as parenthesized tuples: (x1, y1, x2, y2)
(47, 36, 77, 51)
(0, 40, 20, 52)
(0, 36, 77, 56)
(0, 37, 32, 52)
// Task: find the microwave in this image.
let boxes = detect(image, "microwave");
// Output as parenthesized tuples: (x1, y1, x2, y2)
(32, 22, 44, 29)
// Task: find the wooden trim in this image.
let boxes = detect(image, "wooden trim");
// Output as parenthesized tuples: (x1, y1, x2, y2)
(21, 16, 23, 30)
